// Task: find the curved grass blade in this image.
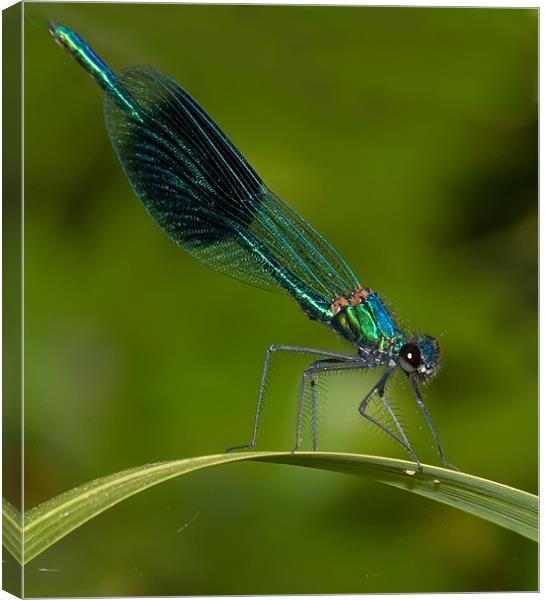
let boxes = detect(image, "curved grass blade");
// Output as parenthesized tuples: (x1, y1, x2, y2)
(258, 453, 538, 541)
(3, 497, 22, 564)
(12, 452, 538, 565)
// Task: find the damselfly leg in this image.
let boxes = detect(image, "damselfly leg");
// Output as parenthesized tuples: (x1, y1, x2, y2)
(227, 345, 355, 452)
(293, 358, 364, 452)
(358, 366, 422, 469)
(407, 376, 458, 470)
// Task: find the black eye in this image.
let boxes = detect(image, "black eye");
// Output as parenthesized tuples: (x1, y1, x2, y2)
(399, 343, 422, 373)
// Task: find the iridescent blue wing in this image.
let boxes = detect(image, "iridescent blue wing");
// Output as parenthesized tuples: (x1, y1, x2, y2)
(104, 66, 361, 318)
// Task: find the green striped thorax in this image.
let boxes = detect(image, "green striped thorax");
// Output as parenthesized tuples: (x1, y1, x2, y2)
(329, 287, 440, 381)
(329, 287, 403, 350)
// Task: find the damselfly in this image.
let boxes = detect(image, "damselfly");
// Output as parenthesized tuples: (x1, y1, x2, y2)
(49, 22, 455, 469)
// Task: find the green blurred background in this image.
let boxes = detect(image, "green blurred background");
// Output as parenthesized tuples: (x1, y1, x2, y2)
(12, 3, 538, 595)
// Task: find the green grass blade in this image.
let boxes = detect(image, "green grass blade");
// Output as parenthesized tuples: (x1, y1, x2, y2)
(255, 453, 538, 541)
(3, 497, 22, 564)
(9, 452, 538, 565)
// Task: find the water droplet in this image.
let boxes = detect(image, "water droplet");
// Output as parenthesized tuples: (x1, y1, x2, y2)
(404, 469, 416, 476)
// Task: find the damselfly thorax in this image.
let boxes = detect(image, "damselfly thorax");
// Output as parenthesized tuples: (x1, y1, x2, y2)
(328, 286, 405, 355)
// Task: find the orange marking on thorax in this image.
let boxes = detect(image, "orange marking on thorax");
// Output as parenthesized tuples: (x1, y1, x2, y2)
(331, 287, 373, 315)
(350, 286, 370, 306)
(331, 296, 349, 316)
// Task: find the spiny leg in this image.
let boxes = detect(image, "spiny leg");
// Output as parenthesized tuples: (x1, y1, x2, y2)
(358, 366, 422, 468)
(358, 365, 395, 416)
(293, 358, 365, 453)
(227, 345, 355, 452)
(296, 360, 331, 452)
(375, 389, 414, 455)
(294, 369, 311, 453)
(408, 376, 459, 470)
(310, 377, 317, 451)
(360, 410, 420, 467)
(378, 393, 420, 468)
(310, 373, 318, 452)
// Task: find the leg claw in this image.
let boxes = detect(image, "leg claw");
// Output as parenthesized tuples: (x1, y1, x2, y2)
(226, 444, 254, 453)
(442, 461, 460, 471)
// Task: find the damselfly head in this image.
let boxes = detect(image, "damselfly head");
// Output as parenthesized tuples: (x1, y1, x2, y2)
(398, 335, 440, 381)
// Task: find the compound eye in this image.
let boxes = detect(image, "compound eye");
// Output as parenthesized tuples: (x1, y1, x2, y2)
(399, 343, 422, 373)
